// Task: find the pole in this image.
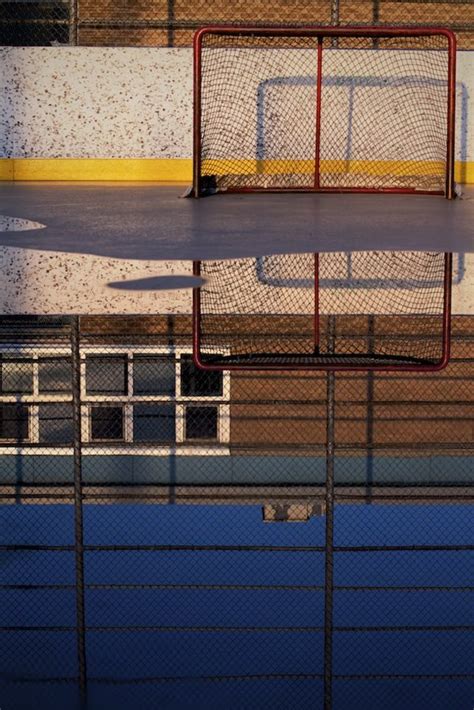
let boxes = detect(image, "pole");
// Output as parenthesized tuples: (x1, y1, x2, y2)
(69, 0, 78, 46)
(71, 316, 87, 705)
(330, 0, 340, 47)
(323, 315, 336, 710)
(372, 0, 380, 48)
(314, 254, 320, 354)
(167, 0, 175, 48)
(314, 37, 323, 190)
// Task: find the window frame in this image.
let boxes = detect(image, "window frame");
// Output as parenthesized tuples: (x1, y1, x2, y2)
(0, 344, 230, 453)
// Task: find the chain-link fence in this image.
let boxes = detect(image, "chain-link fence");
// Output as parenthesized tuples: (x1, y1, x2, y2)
(0, 312, 472, 708)
(0, 1, 72, 45)
(1, 0, 474, 48)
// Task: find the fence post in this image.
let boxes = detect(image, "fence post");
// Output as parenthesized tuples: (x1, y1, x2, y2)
(69, 0, 78, 45)
(71, 315, 87, 705)
(167, 0, 175, 47)
(373, 0, 381, 25)
(323, 315, 336, 710)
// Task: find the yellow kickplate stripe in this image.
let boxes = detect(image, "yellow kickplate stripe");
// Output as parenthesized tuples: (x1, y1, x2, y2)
(0, 158, 472, 183)
(455, 162, 474, 184)
(0, 160, 14, 181)
(202, 158, 474, 182)
(5, 159, 192, 182)
(202, 158, 447, 178)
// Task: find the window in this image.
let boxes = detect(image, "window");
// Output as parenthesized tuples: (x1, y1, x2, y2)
(0, 357, 33, 394)
(185, 406, 218, 441)
(38, 357, 72, 393)
(133, 404, 175, 443)
(0, 347, 228, 450)
(90, 405, 124, 441)
(0, 404, 29, 441)
(133, 356, 175, 396)
(39, 403, 73, 444)
(180, 355, 223, 397)
(86, 356, 127, 395)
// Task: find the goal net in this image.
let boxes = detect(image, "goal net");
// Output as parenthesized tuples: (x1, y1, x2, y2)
(193, 252, 452, 371)
(194, 27, 456, 197)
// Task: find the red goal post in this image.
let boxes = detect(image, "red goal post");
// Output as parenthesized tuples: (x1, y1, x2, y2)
(193, 26, 457, 198)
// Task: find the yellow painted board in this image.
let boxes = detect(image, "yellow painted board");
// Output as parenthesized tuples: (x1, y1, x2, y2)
(455, 161, 474, 184)
(0, 160, 14, 181)
(0, 158, 472, 184)
(9, 158, 192, 183)
(202, 158, 447, 177)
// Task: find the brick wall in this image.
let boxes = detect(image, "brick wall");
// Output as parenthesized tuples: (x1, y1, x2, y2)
(81, 314, 474, 454)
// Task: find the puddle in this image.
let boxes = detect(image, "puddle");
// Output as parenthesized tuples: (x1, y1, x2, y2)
(0, 216, 46, 232)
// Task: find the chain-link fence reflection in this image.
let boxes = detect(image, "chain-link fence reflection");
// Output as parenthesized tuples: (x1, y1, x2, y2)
(0, 313, 472, 708)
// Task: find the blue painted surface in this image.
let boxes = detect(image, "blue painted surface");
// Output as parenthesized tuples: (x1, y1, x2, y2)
(0, 500, 472, 709)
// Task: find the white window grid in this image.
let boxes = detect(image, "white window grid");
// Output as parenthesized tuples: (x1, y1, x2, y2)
(0, 344, 230, 453)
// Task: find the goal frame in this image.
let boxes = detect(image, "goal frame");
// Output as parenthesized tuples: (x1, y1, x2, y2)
(192, 253, 453, 372)
(193, 25, 457, 199)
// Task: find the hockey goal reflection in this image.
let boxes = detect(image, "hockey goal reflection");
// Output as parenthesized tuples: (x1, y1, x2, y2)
(193, 251, 452, 371)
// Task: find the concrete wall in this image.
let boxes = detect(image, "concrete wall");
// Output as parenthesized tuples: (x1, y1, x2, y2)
(0, 453, 471, 486)
(0, 48, 192, 160)
(0, 47, 472, 165)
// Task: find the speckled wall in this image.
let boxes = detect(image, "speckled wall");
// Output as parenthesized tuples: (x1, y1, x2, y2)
(0, 48, 473, 162)
(0, 47, 194, 314)
(0, 247, 472, 316)
(0, 47, 192, 159)
(0, 248, 193, 314)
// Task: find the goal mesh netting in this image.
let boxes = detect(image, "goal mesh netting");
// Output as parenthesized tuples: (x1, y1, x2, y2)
(193, 252, 452, 370)
(195, 28, 455, 196)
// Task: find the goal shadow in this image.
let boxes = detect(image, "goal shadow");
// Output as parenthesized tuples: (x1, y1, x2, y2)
(255, 252, 465, 290)
(256, 73, 469, 183)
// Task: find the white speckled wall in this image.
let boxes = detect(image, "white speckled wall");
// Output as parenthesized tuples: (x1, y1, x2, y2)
(0, 48, 473, 162)
(0, 47, 194, 314)
(0, 249, 193, 314)
(0, 47, 192, 158)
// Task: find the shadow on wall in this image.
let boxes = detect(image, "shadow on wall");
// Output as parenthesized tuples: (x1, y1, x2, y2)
(257, 74, 469, 179)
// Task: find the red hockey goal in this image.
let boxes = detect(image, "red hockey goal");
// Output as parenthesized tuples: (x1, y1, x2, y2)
(193, 26, 456, 197)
